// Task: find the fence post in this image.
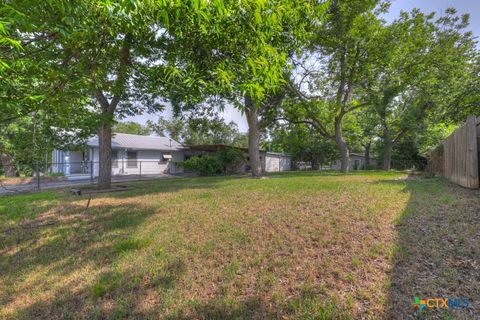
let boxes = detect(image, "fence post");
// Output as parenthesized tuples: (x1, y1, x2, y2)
(466, 115, 479, 188)
(90, 161, 94, 184)
(35, 162, 40, 190)
(139, 161, 142, 180)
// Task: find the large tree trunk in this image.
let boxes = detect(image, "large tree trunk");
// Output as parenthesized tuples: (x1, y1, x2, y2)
(245, 95, 262, 178)
(334, 116, 349, 173)
(364, 142, 371, 168)
(94, 36, 131, 189)
(0, 152, 18, 177)
(383, 129, 392, 171)
(98, 120, 112, 189)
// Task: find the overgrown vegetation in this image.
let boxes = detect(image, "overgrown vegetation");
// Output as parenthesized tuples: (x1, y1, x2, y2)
(182, 156, 223, 175)
(181, 147, 245, 175)
(2, 0, 479, 184)
(1, 172, 478, 319)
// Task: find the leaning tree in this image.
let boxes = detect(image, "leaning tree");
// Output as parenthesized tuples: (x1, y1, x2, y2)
(284, 0, 386, 172)
(156, 0, 327, 177)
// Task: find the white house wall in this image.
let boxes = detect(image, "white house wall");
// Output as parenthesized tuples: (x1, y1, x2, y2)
(264, 154, 291, 172)
(51, 150, 65, 174)
(53, 146, 295, 176)
(170, 151, 184, 173)
(279, 156, 291, 171)
(330, 156, 366, 170)
(92, 147, 100, 176)
(90, 148, 183, 176)
(69, 151, 84, 174)
(265, 155, 280, 172)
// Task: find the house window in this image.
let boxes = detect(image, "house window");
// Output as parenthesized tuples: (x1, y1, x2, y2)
(354, 159, 360, 170)
(112, 150, 119, 168)
(127, 151, 137, 168)
(162, 154, 172, 162)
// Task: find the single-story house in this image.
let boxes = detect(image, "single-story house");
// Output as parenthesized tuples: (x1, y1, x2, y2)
(51, 133, 184, 177)
(184, 144, 291, 173)
(330, 153, 375, 170)
(52, 134, 291, 177)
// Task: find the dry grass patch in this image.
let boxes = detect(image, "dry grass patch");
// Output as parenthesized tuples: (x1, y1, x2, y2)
(0, 172, 478, 319)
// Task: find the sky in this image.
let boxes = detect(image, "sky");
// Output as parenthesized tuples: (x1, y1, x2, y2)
(123, 0, 480, 134)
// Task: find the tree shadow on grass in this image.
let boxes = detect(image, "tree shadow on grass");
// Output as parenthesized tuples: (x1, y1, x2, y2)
(14, 256, 188, 319)
(172, 297, 278, 320)
(382, 177, 480, 319)
(0, 176, 227, 319)
(0, 175, 222, 224)
(0, 201, 159, 317)
(69, 174, 226, 202)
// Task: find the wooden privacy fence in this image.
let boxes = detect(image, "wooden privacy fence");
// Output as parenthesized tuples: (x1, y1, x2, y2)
(428, 115, 479, 189)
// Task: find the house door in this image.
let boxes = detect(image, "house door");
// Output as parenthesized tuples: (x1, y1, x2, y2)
(81, 151, 90, 174)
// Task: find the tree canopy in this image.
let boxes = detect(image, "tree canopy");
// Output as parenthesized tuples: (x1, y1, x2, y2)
(1, 0, 478, 179)
(113, 121, 152, 136)
(148, 115, 247, 147)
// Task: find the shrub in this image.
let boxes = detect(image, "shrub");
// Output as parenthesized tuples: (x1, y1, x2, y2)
(217, 147, 245, 171)
(181, 147, 246, 175)
(182, 156, 223, 175)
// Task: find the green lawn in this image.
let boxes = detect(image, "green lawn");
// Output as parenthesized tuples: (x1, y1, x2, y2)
(0, 172, 478, 319)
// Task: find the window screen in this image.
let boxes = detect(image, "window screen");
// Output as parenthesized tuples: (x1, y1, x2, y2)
(112, 150, 118, 168)
(127, 151, 137, 168)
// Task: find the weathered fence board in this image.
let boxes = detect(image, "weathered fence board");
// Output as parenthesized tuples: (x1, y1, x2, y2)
(440, 115, 479, 189)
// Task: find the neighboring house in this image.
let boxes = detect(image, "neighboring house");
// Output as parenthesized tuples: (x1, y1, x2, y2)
(52, 134, 292, 177)
(330, 153, 375, 170)
(184, 144, 292, 173)
(52, 133, 184, 177)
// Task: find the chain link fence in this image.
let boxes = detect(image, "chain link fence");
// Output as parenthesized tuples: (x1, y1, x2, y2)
(1, 158, 428, 194)
(0, 160, 177, 194)
(292, 159, 427, 172)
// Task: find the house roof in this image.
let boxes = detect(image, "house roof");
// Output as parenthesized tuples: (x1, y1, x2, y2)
(184, 144, 248, 152)
(349, 153, 366, 158)
(338, 153, 378, 160)
(184, 144, 291, 157)
(87, 133, 182, 151)
(265, 151, 292, 157)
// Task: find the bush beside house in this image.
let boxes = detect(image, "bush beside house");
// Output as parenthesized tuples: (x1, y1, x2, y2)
(181, 147, 245, 175)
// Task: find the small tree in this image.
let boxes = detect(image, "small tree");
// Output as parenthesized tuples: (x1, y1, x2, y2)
(182, 156, 223, 176)
(217, 147, 245, 173)
(181, 147, 245, 175)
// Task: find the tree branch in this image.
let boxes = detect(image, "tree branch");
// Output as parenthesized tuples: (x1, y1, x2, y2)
(276, 117, 332, 139)
(109, 34, 132, 112)
(95, 89, 110, 111)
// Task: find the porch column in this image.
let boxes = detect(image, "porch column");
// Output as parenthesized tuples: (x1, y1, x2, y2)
(64, 151, 71, 176)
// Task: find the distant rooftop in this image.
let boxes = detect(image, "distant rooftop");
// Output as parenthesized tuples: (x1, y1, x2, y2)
(87, 133, 182, 151)
(184, 144, 248, 152)
(185, 144, 291, 156)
